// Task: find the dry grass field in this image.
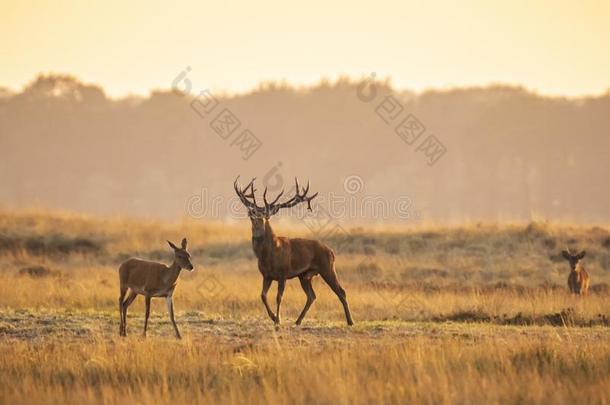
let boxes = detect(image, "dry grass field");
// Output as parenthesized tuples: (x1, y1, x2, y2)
(0, 209, 609, 404)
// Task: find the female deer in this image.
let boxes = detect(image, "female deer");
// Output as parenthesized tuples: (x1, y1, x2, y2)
(561, 249, 589, 296)
(118, 238, 194, 338)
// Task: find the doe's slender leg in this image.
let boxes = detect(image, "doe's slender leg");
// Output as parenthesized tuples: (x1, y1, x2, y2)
(143, 295, 151, 337)
(118, 287, 127, 336)
(166, 295, 182, 339)
(122, 291, 138, 336)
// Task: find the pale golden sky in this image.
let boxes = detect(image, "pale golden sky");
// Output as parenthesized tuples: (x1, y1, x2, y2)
(2, 0, 609, 98)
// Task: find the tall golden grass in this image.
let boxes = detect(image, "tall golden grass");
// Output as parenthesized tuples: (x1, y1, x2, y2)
(1, 335, 609, 404)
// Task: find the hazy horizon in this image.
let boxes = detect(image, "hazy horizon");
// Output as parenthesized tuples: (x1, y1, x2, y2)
(2, 73, 609, 224)
(4, 72, 610, 101)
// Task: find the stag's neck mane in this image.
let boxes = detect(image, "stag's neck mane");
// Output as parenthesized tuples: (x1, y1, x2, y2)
(252, 219, 277, 264)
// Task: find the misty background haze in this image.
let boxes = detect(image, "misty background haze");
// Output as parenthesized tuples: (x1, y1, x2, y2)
(1, 74, 609, 224)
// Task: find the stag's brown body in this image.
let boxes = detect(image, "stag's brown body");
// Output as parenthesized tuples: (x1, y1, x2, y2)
(253, 223, 333, 280)
(235, 177, 353, 326)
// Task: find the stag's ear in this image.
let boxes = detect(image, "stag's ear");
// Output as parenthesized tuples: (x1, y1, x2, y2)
(167, 240, 179, 250)
(561, 250, 570, 260)
(577, 250, 586, 259)
(181, 238, 188, 249)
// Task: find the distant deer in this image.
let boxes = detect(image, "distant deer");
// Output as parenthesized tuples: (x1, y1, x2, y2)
(118, 238, 194, 338)
(234, 177, 353, 326)
(561, 248, 589, 296)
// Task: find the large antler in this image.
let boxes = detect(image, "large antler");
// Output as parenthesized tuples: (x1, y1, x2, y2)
(234, 176, 264, 214)
(234, 176, 318, 217)
(264, 177, 318, 216)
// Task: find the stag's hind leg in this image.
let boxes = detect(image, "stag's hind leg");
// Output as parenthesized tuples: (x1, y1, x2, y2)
(295, 273, 316, 326)
(121, 291, 137, 336)
(118, 287, 127, 336)
(321, 268, 354, 326)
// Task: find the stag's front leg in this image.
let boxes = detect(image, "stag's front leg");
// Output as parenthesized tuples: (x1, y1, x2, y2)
(275, 279, 286, 325)
(261, 277, 277, 323)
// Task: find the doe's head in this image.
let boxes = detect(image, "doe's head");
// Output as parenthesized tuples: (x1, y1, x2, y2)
(168, 237, 194, 271)
(561, 249, 586, 271)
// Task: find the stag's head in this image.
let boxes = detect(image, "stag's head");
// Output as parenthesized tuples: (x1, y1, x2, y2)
(234, 176, 318, 239)
(167, 238, 194, 271)
(561, 248, 586, 271)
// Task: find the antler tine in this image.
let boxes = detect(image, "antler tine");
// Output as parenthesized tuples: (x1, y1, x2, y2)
(279, 177, 301, 205)
(233, 176, 249, 204)
(268, 178, 319, 212)
(304, 191, 318, 211)
(270, 189, 284, 206)
(244, 178, 256, 194)
(263, 187, 269, 207)
(243, 180, 262, 208)
(263, 187, 272, 217)
(233, 176, 245, 198)
(244, 180, 256, 197)
(263, 186, 286, 216)
(290, 178, 309, 199)
(234, 175, 253, 192)
(234, 176, 262, 211)
(301, 180, 310, 195)
(272, 178, 297, 206)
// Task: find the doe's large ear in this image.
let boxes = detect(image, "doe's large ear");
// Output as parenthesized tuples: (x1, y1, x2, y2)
(167, 240, 179, 250)
(561, 250, 571, 260)
(181, 237, 188, 249)
(577, 250, 586, 259)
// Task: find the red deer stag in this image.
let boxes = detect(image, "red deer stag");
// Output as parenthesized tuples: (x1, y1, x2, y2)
(118, 238, 194, 338)
(561, 248, 590, 296)
(234, 176, 353, 326)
